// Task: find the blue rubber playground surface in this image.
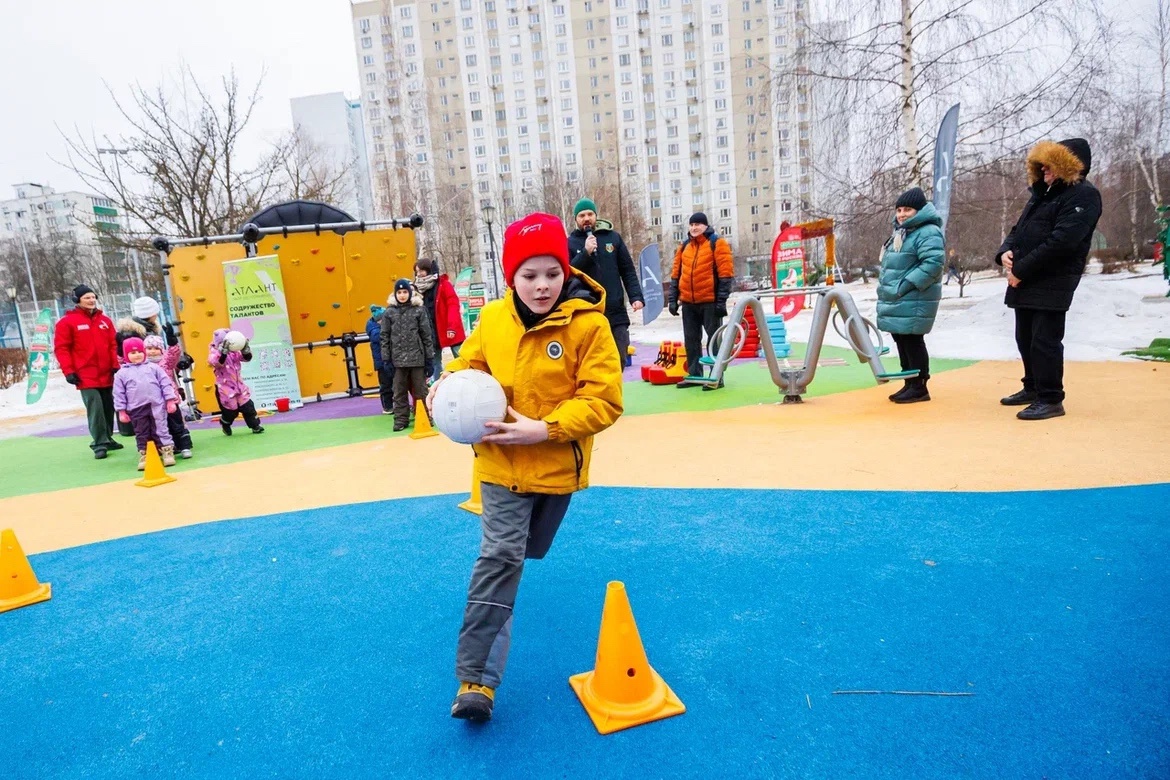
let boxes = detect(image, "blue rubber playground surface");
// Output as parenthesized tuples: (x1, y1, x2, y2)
(4, 484, 1168, 779)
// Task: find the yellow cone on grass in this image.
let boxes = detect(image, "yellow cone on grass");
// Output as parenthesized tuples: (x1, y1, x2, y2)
(569, 581, 685, 734)
(0, 529, 52, 614)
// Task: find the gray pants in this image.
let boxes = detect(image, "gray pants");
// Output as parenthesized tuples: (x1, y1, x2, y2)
(455, 482, 572, 688)
(80, 387, 117, 452)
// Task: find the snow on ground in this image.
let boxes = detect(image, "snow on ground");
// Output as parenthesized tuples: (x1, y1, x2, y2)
(0, 370, 84, 421)
(630, 269, 1170, 362)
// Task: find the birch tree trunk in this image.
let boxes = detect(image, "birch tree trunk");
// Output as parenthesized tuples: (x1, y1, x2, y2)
(899, 0, 924, 187)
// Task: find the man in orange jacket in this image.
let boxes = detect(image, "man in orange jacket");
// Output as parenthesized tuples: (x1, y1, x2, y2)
(669, 213, 734, 380)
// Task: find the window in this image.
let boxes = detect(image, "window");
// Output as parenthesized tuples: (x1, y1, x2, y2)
(359, 18, 370, 33)
(401, 25, 414, 37)
(661, 34, 673, 45)
(361, 36, 372, 48)
(466, 54, 478, 66)
(471, 109, 483, 121)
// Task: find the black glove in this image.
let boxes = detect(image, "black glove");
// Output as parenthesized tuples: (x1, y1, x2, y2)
(65, 373, 80, 386)
(163, 322, 179, 347)
(668, 300, 679, 316)
(714, 301, 728, 319)
(241, 345, 253, 361)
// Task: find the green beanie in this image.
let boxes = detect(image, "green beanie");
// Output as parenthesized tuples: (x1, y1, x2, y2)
(573, 197, 597, 217)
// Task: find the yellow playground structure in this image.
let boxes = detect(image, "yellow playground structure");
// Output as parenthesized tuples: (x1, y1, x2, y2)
(153, 213, 423, 414)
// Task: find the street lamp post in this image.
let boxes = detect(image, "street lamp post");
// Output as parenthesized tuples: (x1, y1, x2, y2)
(482, 203, 501, 299)
(7, 287, 25, 351)
(10, 211, 39, 311)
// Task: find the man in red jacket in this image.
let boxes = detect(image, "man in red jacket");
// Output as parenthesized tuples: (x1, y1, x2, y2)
(54, 284, 124, 459)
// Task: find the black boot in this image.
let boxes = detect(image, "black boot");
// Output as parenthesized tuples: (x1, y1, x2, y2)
(888, 381, 913, 402)
(892, 379, 930, 404)
(1016, 401, 1065, 420)
(1000, 389, 1038, 406)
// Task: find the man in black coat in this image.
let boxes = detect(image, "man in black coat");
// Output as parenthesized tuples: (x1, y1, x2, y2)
(995, 138, 1101, 421)
(568, 198, 644, 367)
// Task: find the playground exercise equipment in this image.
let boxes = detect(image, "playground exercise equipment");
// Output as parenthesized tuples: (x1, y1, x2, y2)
(681, 285, 919, 402)
(152, 214, 423, 415)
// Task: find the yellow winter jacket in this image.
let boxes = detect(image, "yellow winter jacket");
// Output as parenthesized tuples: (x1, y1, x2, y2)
(444, 270, 623, 495)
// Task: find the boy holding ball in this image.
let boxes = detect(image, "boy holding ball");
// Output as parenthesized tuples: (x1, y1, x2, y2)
(427, 212, 624, 722)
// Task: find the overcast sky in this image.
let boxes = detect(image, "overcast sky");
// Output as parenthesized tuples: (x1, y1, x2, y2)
(0, 0, 360, 197)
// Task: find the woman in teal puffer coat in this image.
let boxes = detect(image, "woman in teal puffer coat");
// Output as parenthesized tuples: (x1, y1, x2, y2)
(876, 187, 945, 403)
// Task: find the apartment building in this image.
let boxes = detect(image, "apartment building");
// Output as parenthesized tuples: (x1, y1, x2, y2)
(290, 93, 377, 220)
(350, 0, 811, 278)
(0, 183, 133, 295)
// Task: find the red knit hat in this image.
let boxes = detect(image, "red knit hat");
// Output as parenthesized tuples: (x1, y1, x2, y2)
(501, 212, 569, 286)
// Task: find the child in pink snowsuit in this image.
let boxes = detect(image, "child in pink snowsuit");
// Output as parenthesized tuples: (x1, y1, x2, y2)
(114, 337, 179, 469)
(208, 328, 264, 435)
(144, 334, 194, 458)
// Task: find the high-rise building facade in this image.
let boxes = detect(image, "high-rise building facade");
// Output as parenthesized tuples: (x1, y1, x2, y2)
(290, 92, 377, 220)
(350, 0, 810, 279)
(0, 183, 133, 296)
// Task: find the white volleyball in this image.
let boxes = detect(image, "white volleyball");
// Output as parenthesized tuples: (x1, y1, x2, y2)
(432, 369, 508, 445)
(224, 330, 248, 352)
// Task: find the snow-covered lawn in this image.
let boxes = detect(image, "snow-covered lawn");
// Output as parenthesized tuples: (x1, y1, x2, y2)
(630, 269, 1169, 362)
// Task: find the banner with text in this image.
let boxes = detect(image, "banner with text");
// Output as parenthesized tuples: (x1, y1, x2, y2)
(223, 255, 302, 411)
(771, 226, 808, 320)
(638, 243, 664, 325)
(24, 309, 53, 405)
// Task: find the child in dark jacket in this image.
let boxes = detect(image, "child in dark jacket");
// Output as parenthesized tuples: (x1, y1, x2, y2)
(380, 279, 435, 431)
(366, 304, 393, 414)
(144, 335, 194, 458)
(114, 337, 180, 470)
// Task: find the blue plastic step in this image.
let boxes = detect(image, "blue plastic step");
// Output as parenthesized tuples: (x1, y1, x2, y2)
(875, 369, 919, 379)
(698, 356, 716, 366)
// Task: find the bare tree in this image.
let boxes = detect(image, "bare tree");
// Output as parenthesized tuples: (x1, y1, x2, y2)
(62, 66, 300, 241)
(279, 130, 353, 207)
(800, 0, 1109, 217)
(0, 227, 106, 303)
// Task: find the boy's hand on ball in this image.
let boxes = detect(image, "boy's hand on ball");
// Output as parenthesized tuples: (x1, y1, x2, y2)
(481, 406, 549, 445)
(426, 372, 450, 412)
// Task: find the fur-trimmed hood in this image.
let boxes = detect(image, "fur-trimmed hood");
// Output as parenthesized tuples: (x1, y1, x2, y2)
(116, 317, 150, 337)
(1026, 139, 1091, 186)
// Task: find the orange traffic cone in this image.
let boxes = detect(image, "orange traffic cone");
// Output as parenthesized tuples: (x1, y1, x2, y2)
(409, 399, 439, 440)
(0, 529, 52, 614)
(135, 441, 176, 488)
(568, 581, 685, 734)
(458, 459, 483, 515)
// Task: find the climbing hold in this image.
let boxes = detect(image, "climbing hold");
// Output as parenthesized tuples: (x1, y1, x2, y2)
(325, 266, 335, 272)
(203, 384, 212, 392)
(318, 320, 327, 327)
(206, 310, 215, 317)
(290, 258, 301, 266)
(356, 305, 366, 312)
(332, 302, 341, 309)
(195, 296, 206, 302)
(330, 350, 338, 357)
(382, 237, 390, 243)
(273, 244, 281, 250)
(323, 382, 333, 389)
(311, 248, 320, 255)
(300, 313, 310, 319)
(180, 274, 190, 281)
(195, 253, 206, 260)
(395, 252, 407, 260)
(191, 331, 200, 338)
(350, 253, 361, 260)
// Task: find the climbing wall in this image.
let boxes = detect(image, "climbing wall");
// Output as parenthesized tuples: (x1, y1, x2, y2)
(169, 226, 419, 411)
(168, 243, 248, 410)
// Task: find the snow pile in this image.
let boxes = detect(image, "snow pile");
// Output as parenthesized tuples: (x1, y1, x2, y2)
(0, 371, 84, 421)
(629, 271, 1169, 362)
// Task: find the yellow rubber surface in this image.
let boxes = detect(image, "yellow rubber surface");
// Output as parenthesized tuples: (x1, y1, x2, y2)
(5, 360, 1166, 555)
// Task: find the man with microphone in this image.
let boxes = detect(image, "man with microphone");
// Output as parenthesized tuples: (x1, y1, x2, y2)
(567, 197, 644, 367)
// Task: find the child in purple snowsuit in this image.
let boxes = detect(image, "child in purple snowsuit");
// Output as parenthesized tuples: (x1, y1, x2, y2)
(114, 337, 180, 470)
(208, 328, 264, 435)
(144, 335, 194, 458)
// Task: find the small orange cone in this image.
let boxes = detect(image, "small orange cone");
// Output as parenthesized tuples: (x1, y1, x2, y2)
(569, 581, 685, 734)
(458, 460, 483, 515)
(409, 399, 439, 440)
(135, 441, 176, 488)
(0, 529, 52, 614)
